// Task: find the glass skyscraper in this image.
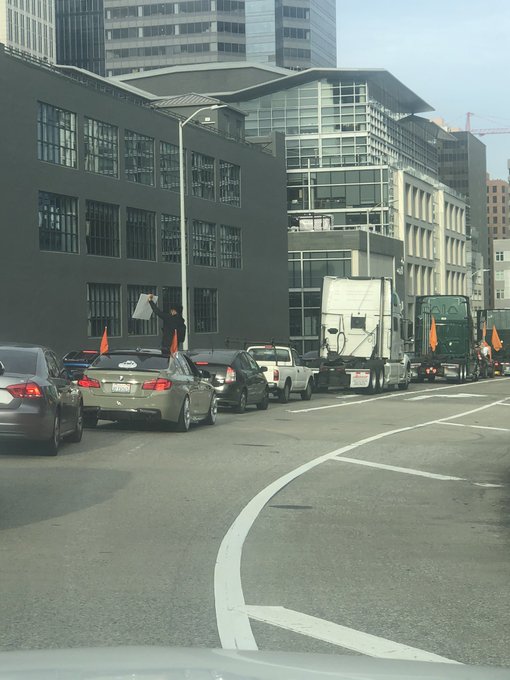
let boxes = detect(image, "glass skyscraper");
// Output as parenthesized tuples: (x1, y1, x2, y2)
(55, 0, 105, 76)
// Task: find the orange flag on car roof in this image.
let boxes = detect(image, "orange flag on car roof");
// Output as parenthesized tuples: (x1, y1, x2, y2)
(100, 327, 109, 355)
(429, 316, 438, 352)
(492, 325, 503, 352)
(170, 329, 178, 355)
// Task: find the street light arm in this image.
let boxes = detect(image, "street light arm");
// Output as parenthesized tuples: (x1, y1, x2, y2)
(180, 104, 228, 129)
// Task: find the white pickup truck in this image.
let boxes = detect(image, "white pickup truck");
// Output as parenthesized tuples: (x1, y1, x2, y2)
(246, 345, 315, 403)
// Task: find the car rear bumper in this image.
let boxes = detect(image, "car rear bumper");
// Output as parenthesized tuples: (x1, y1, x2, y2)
(84, 406, 162, 422)
(212, 383, 241, 406)
(0, 403, 54, 441)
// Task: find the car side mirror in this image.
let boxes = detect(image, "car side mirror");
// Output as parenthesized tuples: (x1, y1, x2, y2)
(0, 361, 4, 376)
(259, 366, 268, 373)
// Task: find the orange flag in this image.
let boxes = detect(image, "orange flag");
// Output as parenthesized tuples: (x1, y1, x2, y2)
(429, 316, 438, 352)
(492, 325, 503, 352)
(100, 327, 109, 355)
(170, 329, 178, 355)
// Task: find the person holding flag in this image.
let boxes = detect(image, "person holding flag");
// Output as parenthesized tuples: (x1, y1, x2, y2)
(147, 294, 186, 353)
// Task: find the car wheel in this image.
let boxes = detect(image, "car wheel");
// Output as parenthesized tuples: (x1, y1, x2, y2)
(84, 414, 98, 428)
(300, 380, 313, 401)
(398, 365, 411, 391)
(366, 369, 378, 394)
(68, 402, 83, 443)
(42, 412, 60, 456)
(256, 388, 269, 410)
(278, 381, 291, 403)
(204, 395, 218, 425)
(234, 389, 247, 414)
(175, 396, 191, 432)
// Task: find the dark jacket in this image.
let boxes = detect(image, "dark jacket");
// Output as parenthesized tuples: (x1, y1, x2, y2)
(149, 300, 186, 350)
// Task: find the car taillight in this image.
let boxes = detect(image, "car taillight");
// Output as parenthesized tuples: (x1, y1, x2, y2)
(225, 367, 236, 384)
(78, 376, 101, 388)
(6, 382, 43, 399)
(273, 368, 280, 381)
(142, 378, 173, 391)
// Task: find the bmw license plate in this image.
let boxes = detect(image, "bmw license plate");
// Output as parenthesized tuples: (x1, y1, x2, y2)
(112, 383, 131, 393)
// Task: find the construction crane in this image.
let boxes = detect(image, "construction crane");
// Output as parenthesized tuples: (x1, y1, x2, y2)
(465, 111, 510, 136)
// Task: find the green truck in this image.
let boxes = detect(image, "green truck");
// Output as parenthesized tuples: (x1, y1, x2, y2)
(412, 295, 479, 383)
(476, 308, 510, 375)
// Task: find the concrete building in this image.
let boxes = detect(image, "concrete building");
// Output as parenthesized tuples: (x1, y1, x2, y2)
(103, 0, 336, 77)
(0, 44, 289, 355)
(437, 130, 488, 310)
(492, 239, 510, 308)
(486, 175, 510, 306)
(0, 0, 55, 61)
(55, 0, 105, 75)
(116, 62, 469, 349)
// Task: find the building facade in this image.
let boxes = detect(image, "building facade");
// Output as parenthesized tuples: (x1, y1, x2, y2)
(486, 176, 510, 306)
(492, 239, 510, 308)
(0, 44, 289, 355)
(437, 130, 488, 310)
(55, 0, 105, 75)
(245, 0, 336, 70)
(116, 63, 469, 347)
(103, 0, 336, 77)
(0, 0, 55, 61)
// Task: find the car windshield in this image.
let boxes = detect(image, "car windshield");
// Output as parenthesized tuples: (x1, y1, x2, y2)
(0, 348, 38, 375)
(89, 354, 169, 372)
(248, 348, 291, 362)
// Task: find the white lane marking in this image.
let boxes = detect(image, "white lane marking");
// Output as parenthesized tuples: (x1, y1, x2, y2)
(214, 397, 508, 651)
(440, 422, 510, 433)
(332, 456, 465, 481)
(240, 605, 460, 664)
(473, 483, 505, 488)
(335, 394, 358, 400)
(406, 393, 485, 401)
(289, 380, 493, 414)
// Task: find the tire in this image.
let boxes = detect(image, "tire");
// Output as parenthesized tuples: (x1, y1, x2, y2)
(398, 364, 411, 391)
(300, 380, 313, 401)
(175, 396, 191, 432)
(68, 402, 83, 443)
(375, 370, 383, 393)
(366, 369, 378, 394)
(42, 411, 60, 456)
(234, 389, 247, 414)
(278, 381, 291, 404)
(204, 395, 217, 425)
(256, 389, 269, 410)
(84, 414, 98, 428)
(458, 364, 466, 384)
(427, 374, 436, 382)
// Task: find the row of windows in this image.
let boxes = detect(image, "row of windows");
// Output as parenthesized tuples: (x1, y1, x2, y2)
(282, 5, 310, 19)
(282, 27, 310, 40)
(7, 9, 54, 58)
(105, 0, 243, 17)
(487, 184, 508, 193)
(88, 283, 218, 337)
(38, 191, 243, 267)
(37, 103, 241, 205)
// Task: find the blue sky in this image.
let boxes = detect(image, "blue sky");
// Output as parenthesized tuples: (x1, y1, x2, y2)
(336, 0, 510, 178)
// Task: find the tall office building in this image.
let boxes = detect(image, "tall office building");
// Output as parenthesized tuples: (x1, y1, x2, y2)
(103, 0, 336, 77)
(486, 175, 510, 306)
(0, 0, 55, 61)
(55, 0, 105, 75)
(437, 130, 488, 310)
(245, 0, 336, 69)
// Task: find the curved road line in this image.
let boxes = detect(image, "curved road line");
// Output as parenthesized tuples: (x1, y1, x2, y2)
(214, 396, 507, 655)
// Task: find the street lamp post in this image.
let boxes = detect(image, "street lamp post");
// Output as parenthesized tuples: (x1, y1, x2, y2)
(178, 104, 226, 350)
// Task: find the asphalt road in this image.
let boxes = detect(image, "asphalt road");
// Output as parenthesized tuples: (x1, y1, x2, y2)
(0, 377, 509, 668)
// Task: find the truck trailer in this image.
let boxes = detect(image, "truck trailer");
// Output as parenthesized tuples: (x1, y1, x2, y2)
(414, 295, 478, 383)
(314, 277, 411, 393)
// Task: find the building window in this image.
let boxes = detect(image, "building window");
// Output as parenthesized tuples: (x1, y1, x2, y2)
(219, 160, 240, 206)
(160, 141, 181, 191)
(38, 191, 78, 253)
(161, 213, 182, 263)
(85, 200, 120, 257)
(127, 285, 158, 336)
(192, 220, 216, 266)
(87, 283, 121, 337)
(496, 289, 505, 299)
(220, 225, 242, 268)
(125, 130, 154, 185)
(84, 117, 118, 177)
(496, 251, 504, 262)
(162, 286, 182, 310)
(194, 288, 217, 333)
(192, 152, 215, 200)
(126, 207, 156, 260)
(37, 101, 77, 167)
(495, 270, 504, 280)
